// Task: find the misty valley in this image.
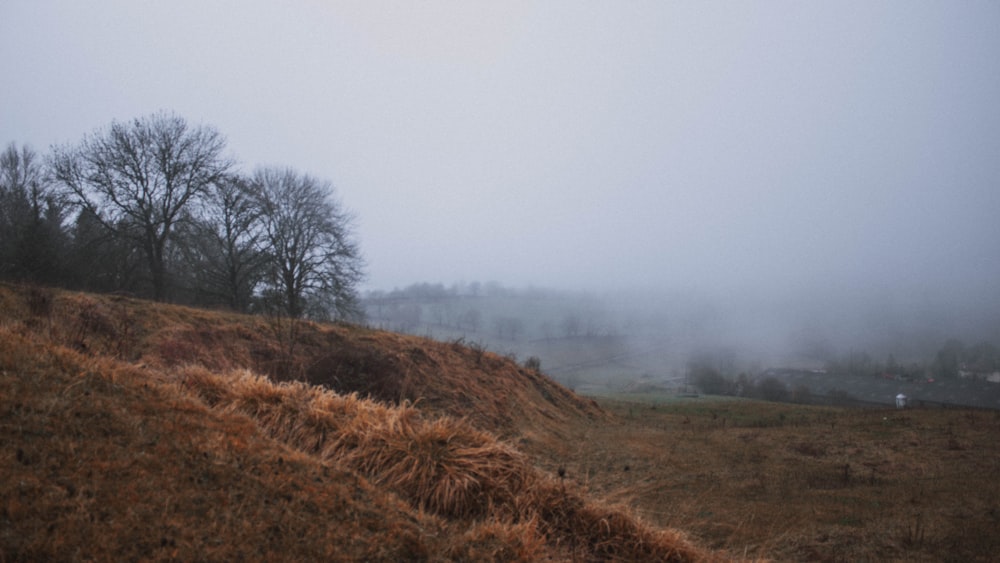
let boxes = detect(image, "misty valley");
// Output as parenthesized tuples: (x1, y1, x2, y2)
(5, 1, 1000, 557)
(363, 281, 1000, 410)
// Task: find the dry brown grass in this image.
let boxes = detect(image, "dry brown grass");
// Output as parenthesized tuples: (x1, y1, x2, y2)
(1, 283, 724, 561)
(172, 365, 720, 561)
(532, 396, 1000, 561)
(0, 327, 435, 561)
(1, 283, 604, 438)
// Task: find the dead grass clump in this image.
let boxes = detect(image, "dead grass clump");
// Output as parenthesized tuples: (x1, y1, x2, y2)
(177, 366, 356, 450)
(330, 414, 531, 518)
(176, 367, 531, 519)
(517, 478, 715, 562)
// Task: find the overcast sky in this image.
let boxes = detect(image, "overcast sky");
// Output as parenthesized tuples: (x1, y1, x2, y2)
(2, 1, 998, 301)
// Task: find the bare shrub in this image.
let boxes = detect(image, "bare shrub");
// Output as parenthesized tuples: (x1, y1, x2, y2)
(523, 356, 542, 372)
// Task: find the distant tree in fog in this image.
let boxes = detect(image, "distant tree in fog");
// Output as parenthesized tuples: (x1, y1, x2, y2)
(429, 301, 454, 326)
(252, 167, 364, 319)
(755, 377, 789, 402)
(933, 339, 965, 378)
(467, 281, 481, 297)
(493, 316, 524, 341)
(790, 383, 812, 403)
(382, 302, 422, 332)
(964, 341, 998, 372)
(690, 364, 730, 395)
(458, 308, 482, 332)
(560, 313, 581, 338)
(539, 321, 555, 340)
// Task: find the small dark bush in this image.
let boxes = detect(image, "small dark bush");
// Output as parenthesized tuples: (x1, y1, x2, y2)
(755, 377, 789, 402)
(692, 367, 730, 395)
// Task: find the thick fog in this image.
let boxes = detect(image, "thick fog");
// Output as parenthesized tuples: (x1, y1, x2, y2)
(3, 2, 999, 365)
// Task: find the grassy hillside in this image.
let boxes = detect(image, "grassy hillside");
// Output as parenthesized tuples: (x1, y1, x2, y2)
(0, 284, 603, 439)
(0, 284, 716, 561)
(7, 283, 997, 560)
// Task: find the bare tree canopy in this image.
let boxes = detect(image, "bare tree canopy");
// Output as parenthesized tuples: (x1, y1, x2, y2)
(5, 112, 367, 322)
(176, 174, 267, 312)
(50, 112, 231, 300)
(253, 167, 364, 320)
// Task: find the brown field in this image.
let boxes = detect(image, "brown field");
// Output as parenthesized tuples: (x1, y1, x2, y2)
(531, 395, 1000, 561)
(2, 283, 998, 561)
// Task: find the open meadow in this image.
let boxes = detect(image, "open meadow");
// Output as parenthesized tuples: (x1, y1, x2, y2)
(531, 392, 1000, 561)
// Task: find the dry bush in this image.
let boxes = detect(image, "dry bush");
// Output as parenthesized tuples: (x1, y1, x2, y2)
(515, 478, 715, 562)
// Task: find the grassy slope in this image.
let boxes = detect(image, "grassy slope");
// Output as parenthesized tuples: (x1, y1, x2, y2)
(0, 330, 433, 561)
(0, 284, 717, 562)
(1, 285, 604, 439)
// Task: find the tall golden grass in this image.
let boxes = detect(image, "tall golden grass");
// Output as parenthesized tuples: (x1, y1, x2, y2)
(174, 365, 719, 561)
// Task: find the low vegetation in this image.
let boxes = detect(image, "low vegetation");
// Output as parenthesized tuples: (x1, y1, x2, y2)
(0, 283, 716, 561)
(545, 393, 1000, 561)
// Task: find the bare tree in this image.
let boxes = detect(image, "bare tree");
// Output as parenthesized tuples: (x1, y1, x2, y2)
(176, 174, 267, 311)
(252, 167, 364, 320)
(50, 112, 231, 300)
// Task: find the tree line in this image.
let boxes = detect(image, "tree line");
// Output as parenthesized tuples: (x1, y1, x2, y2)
(0, 111, 364, 320)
